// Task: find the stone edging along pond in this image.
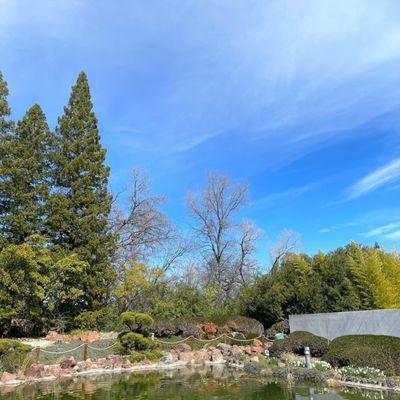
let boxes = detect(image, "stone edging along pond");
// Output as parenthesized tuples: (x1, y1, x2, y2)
(1, 344, 400, 393)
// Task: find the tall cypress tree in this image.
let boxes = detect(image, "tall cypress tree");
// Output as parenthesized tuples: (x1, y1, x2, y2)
(0, 104, 54, 243)
(48, 71, 116, 310)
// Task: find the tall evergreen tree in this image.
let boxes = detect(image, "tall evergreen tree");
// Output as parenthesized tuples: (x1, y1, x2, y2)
(48, 71, 116, 310)
(0, 104, 54, 243)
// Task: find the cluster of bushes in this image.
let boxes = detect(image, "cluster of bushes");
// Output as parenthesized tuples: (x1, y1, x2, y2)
(150, 315, 264, 339)
(270, 331, 400, 376)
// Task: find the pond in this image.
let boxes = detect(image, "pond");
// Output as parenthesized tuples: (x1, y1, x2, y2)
(0, 366, 399, 400)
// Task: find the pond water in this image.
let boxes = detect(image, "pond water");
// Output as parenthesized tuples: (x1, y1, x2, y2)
(0, 366, 399, 400)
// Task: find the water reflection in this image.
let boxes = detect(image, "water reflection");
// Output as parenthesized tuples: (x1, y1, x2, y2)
(0, 366, 399, 400)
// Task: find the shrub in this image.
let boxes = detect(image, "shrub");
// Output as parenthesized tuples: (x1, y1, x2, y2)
(0, 339, 32, 373)
(73, 308, 121, 332)
(269, 331, 329, 357)
(323, 335, 400, 376)
(116, 312, 158, 356)
(265, 320, 290, 339)
(150, 319, 201, 338)
(120, 312, 154, 332)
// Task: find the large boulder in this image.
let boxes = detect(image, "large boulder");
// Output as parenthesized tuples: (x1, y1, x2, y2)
(24, 364, 45, 379)
(172, 343, 192, 353)
(178, 351, 195, 363)
(209, 348, 224, 363)
(193, 349, 209, 364)
(217, 343, 231, 355)
(60, 356, 77, 369)
(1, 372, 17, 383)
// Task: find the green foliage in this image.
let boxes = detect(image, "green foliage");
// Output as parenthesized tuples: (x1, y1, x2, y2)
(269, 331, 329, 358)
(120, 312, 154, 333)
(322, 335, 400, 375)
(47, 71, 116, 311)
(240, 243, 400, 328)
(0, 339, 32, 373)
(116, 312, 158, 355)
(73, 308, 121, 331)
(0, 104, 54, 244)
(0, 238, 50, 335)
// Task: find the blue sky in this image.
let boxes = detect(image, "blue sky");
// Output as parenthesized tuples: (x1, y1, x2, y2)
(1, 0, 400, 259)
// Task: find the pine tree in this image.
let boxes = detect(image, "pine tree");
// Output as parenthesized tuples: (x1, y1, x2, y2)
(48, 71, 116, 310)
(0, 104, 54, 243)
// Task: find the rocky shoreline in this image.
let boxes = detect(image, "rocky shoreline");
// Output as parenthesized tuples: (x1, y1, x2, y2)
(1, 341, 400, 393)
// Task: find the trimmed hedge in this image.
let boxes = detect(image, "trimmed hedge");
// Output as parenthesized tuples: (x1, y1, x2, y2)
(0, 339, 32, 373)
(265, 320, 290, 339)
(269, 331, 328, 357)
(322, 335, 400, 376)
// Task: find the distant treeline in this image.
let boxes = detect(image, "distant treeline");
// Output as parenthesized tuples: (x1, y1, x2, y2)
(240, 242, 400, 328)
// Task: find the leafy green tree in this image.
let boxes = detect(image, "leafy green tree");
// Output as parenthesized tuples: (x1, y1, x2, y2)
(47, 71, 116, 310)
(0, 104, 54, 244)
(0, 235, 50, 335)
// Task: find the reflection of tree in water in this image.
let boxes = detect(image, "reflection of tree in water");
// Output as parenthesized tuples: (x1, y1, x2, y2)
(1, 367, 400, 400)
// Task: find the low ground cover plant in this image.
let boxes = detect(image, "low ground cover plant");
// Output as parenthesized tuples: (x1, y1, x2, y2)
(339, 366, 385, 379)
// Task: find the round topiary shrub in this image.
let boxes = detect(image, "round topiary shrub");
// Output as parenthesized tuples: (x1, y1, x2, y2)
(265, 320, 290, 339)
(115, 312, 158, 356)
(322, 335, 400, 376)
(269, 331, 329, 357)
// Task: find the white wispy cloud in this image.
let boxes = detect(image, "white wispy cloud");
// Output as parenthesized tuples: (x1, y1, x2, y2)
(363, 222, 400, 238)
(383, 230, 400, 240)
(348, 158, 400, 200)
(255, 183, 316, 207)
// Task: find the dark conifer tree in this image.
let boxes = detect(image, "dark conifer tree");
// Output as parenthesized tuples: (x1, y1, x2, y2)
(0, 104, 54, 243)
(48, 71, 116, 310)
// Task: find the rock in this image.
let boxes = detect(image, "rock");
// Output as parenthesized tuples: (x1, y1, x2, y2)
(326, 379, 341, 387)
(199, 322, 218, 338)
(1, 372, 17, 383)
(161, 352, 175, 364)
(24, 364, 45, 379)
(60, 356, 77, 369)
(209, 348, 224, 363)
(173, 343, 192, 353)
(242, 345, 252, 355)
(44, 365, 62, 376)
(193, 349, 209, 364)
(217, 343, 231, 355)
(252, 339, 263, 347)
(86, 331, 101, 342)
(251, 345, 264, 354)
(231, 345, 243, 356)
(249, 356, 259, 363)
(178, 351, 195, 363)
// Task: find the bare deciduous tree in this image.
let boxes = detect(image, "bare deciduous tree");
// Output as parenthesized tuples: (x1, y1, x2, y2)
(269, 229, 301, 271)
(187, 173, 259, 305)
(111, 168, 174, 261)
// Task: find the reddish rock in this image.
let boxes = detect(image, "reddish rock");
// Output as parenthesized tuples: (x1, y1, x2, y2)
(60, 356, 77, 369)
(252, 339, 263, 347)
(1, 372, 17, 383)
(86, 331, 101, 342)
(193, 349, 209, 364)
(251, 345, 264, 354)
(179, 351, 195, 363)
(45, 365, 62, 376)
(231, 345, 243, 356)
(242, 345, 252, 355)
(24, 364, 45, 379)
(199, 323, 217, 338)
(172, 343, 192, 353)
